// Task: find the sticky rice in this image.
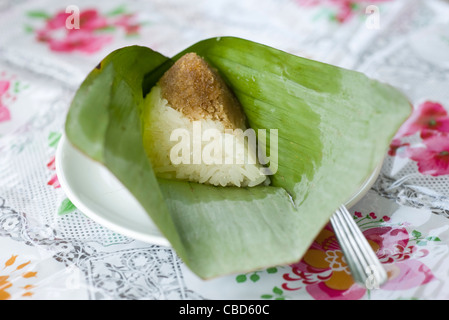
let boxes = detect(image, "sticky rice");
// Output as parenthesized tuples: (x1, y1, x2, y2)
(143, 53, 268, 187)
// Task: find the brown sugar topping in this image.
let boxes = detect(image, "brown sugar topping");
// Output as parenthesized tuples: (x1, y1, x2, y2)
(159, 52, 246, 129)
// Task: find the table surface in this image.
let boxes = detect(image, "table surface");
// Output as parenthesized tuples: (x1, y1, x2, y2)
(1, 0, 449, 300)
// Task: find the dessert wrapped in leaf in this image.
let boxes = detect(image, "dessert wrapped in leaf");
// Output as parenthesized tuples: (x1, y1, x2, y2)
(65, 37, 411, 279)
(143, 52, 269, 188)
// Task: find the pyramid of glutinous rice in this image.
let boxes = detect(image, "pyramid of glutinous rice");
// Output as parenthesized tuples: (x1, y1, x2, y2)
(143, 52, 268, 187)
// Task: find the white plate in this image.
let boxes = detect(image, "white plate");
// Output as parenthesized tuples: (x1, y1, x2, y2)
(56, 135, 381, 246)
(55, 135, 171, 246)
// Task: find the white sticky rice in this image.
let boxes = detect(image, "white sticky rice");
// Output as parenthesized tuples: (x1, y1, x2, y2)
(144, 85, 268, 187)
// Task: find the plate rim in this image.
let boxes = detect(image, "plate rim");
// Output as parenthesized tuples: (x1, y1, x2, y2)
(344, 161, 381, 209)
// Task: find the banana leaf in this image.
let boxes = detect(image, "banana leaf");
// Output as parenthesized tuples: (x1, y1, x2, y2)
(65, 37, 411, 279)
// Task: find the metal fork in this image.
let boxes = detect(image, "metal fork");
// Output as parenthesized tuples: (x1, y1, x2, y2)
(330, 205, 388, 289)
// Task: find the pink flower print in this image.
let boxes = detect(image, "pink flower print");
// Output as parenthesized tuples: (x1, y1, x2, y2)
(388, 100, 449, 176)
(0, 80, 11, 123)
(113, 14, 141, 36)
(44, 9, 108, 32)
(283, 219, 435, 300)
(46, 155, 60, 189)
(0, 80, 10, 95)
(0, 106, 10, 123)
(46, 30, 113, 54)
(47, 174, 60, 188)
(294, 0, 321, 6)
(334, 1, 354, 23)
(33, 8, 123, 54)
(354, 211, 362, 218)
(368, 227, 434, 291)
(382, 260, 434, 291)
(295, 0, 392, 23)
(369, 212, 377, 219)
(407, 133, 449, 176)
(388, 138, 410, 157)
(395, 101, 449, 139)
(47, 156, 56, 170)
(76, 9, 109, 31)
(383, 229, 429, 289)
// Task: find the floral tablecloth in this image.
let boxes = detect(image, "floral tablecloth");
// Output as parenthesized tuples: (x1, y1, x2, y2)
(1, 0, 449, 300)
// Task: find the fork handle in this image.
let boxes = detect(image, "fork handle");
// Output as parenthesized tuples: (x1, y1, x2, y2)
(330, 205, 388, 289)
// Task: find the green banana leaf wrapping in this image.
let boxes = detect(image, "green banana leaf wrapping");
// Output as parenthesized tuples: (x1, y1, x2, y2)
(65, 37, 412, 279)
